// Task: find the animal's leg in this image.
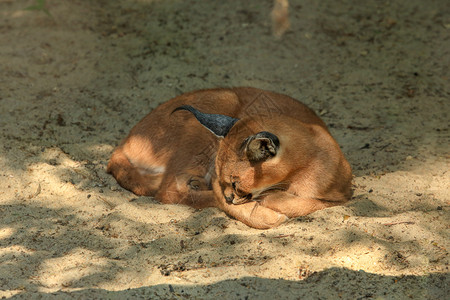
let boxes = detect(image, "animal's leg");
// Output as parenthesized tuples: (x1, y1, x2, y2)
(259, 191, 344, 218)
(107, 147, 163, 196)
(156, 189, 216, 209)
(185, 190, 216, 209)
(218, 200, 288, 229)
(155, 173, 215, 209)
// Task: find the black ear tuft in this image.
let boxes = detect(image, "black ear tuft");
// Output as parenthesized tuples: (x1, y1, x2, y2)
(243, 131, 280, 162)
(172, 105, 239, 137)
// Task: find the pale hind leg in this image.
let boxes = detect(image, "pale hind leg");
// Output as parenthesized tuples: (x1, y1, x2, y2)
(107, 147, 164, 196)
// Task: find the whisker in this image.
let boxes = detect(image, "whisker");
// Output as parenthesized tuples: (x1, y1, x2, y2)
(250, 201, 260, 217)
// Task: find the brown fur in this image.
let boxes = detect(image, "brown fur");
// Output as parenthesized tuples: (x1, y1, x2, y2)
(107, 87, 352, 229)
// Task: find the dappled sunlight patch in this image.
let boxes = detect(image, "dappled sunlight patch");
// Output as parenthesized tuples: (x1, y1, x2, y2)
(93, 201, 203, 244)
(8, 9, 30, 19)
(28, 146, 98, 192)
(352, 154, 449, 212)
(111, 201, 195, 225)
(329, 243, 393, 274)
(316, 212, 449, 275)
(37, 248, 110, 290)
(401, 155, 450, 203)
(107, 267, 187, 291)
(0, 244, 36, 259)
(338, 252, 384, 273)
(0, 227, 15, 240)
(21, 146, 127, 215)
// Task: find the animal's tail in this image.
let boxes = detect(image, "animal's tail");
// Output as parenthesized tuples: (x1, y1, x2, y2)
(107, 147, 162, 196)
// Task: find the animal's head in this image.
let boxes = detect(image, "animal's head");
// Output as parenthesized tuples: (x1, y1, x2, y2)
(173, 105, 291, 204)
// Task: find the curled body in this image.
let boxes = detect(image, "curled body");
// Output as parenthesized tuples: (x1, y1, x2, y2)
(107, 87, 352, 229)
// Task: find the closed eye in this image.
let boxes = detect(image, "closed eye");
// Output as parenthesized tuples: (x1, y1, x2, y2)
(231, 181, 245, 195)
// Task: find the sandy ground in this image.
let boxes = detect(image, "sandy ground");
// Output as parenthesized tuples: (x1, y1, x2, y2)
(0, 0, 449, 299)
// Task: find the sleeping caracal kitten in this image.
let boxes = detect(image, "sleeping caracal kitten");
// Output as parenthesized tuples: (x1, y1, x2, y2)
(107, 87, 352, 229)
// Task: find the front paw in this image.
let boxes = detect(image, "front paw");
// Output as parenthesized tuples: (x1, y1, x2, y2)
(263, 212, 288, 228)
(249, 204, 289, 229)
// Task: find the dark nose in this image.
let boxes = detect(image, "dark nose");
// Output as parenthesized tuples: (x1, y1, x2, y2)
(225, 193, 234, 203)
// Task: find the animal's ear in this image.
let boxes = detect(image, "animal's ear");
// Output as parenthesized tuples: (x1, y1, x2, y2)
(242, 131, 280, 162)
(172, 105, 239, 137)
